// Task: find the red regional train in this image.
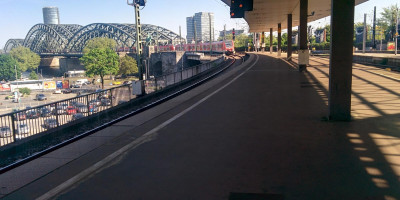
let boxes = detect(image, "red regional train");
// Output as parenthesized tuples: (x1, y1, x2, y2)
(118, 40, 235, 55)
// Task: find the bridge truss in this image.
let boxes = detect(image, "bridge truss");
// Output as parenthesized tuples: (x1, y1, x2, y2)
(4, 23, 185, 54)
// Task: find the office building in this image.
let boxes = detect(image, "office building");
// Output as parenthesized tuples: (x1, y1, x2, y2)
(43, 7, 60, 24)
(186, 12, 214, 43)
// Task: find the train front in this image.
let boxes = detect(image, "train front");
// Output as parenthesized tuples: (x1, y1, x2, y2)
(225, 40, 235, 55)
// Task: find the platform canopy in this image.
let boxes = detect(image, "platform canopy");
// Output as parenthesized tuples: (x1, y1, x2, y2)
(221, 0, 368, 32)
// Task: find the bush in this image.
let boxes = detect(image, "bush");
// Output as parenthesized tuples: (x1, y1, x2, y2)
(19, 87, 31, 95)
(29, 71, 38, 80)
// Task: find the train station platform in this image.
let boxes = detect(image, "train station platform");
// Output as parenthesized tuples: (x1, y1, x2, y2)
(1, 52, 399, 199)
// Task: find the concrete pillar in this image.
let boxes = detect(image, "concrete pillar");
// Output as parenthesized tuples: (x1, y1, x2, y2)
(299, 0, 308, 72)
(261, 32, 265, 52)
(270, 28, 273, 54)
(287, 14, 293, 61)
(278, 23, 282, 57)
(329, 0, 355, 121)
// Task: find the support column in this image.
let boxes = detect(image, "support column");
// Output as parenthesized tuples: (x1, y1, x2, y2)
(329, 0, 355, 121)
(287, 14, 293, 61)
(299, 0, 308, 72)
(278, 23, 282, 57)
(270, 28, 273, 54)
(261, 32, 265, 52)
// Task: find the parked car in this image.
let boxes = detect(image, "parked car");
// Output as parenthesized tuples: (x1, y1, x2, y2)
(69, 101, 79, 107)
(14, 112, 27, 121)
(123, 80, 132, 85)
(89, 99, 101, 106)
(66, 106, 77, 115)
(89, 104, 98, 113)
(62, 88, 72, 94)
(97, 91, 110, 100)
(112, 81, 121, 85)
(54, 89, 62, 94)
(100, 98, 112, 106)
(58, 103, 69, 110)
(36, 94, 47, 101)
(43, 118, 57, 129)
(52, 107, 65, 115)
(5, 93, 14, 100)
(70, 113, 85, 121)
(26, 110, 40, 119)
(40, 108, 52, 117)
(75, 105, 88, 113)
(16, 124, 30, 135)
(0, 126, 12, 137)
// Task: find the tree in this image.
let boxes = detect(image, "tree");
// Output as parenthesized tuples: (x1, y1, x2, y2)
(0, 54, 19, 81)
(9, 46, 40, 72)
(19, 88, 31, 95)
(282, 33, 288, 45)
(80, 48, 119, 89)
(234, 33, 253, 48)
(29, 71, 38, 80)
(83, 38, 118, 54)
(379, 4, 400, 41)
(119, 55, 138, 76)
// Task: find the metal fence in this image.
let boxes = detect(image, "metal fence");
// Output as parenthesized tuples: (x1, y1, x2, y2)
(0, 56, 224, 148)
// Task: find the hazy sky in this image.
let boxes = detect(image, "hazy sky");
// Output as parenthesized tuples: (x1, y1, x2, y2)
(0, 0, 398, 48)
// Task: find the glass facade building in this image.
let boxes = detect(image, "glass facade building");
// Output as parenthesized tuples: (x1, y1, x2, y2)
(43, 7, 60, 25)
(186, 12, 214, 43)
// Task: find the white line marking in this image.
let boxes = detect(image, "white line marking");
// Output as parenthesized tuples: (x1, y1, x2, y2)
(36, 54, 260, 200)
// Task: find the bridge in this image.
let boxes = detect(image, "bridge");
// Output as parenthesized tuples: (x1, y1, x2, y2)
(3, 23, 185, 55)
(1, 0, 400, 199)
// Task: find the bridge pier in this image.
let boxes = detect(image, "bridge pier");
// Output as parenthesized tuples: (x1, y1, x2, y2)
(149, 51, 188, 77)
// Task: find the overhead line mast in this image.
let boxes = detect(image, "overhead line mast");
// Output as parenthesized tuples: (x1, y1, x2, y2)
(127, 0, 146, 80)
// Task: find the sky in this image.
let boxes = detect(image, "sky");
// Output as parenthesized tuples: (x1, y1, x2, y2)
(0, 0, 398, 49)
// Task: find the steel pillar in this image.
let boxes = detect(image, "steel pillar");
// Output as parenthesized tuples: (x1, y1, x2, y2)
(270, 28, 273, 54)
(329, 0, 355, 121)
(278, 23, 282, 57)
(363, 13, 366, 54)
(299, 0, 308, 72)
(134, 4, 143, 80)
(287, 14, 292, 61)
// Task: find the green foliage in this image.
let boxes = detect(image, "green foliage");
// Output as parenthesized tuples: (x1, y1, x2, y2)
(282, 33, 288, 45)
(83, 38, 118, 54)
(217, 33, 252, 51)
(29, 71, 38, 80)
(80, 48, 119, 89)
(234, 33, 253, 49)
(119, 55, 138, 76)
(9, 46, 40, 72)
(0, 54, 19, 81)
(379, 4, 399, 41)
(19, 87, 31, 95)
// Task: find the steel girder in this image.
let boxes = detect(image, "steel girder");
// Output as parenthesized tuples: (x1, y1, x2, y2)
(23, 24, 83, 53)
(66, 23, 185, 52)
(66, 23, 137, 52)
(4, 39, 24, 53)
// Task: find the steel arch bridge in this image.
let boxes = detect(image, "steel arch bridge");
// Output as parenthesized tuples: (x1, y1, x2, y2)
(4, 23, 185, 54)
(4, 39, 24, 53)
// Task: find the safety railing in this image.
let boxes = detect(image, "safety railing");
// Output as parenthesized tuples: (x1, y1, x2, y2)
(0, 56, 225, 148)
